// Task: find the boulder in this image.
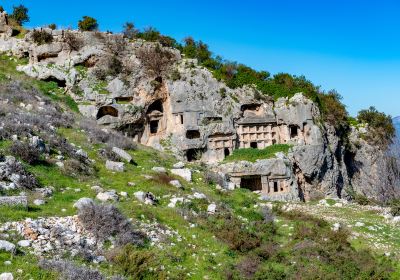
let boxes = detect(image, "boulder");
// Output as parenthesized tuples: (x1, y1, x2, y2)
(171, 168, 192, 182)
(17, 240, 31, 247)
(152, 167, 166, 173)
(207, 203, 217, 214)
(193, 192, 207, 199)
(73, 197, 94, 210)
(33, 199, 45, 206)
(169, 180, 182, 189)
(112, 147, 133, 163)
(134, 191, 156, 205)
(0, 273, 13, 280)
(173, 162, 185, 169)
(96, 191, 119, 202)
(0, 240, 15, 252)
(105, 160, 125, 172)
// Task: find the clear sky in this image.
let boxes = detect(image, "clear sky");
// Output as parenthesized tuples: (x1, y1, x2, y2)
(3, 0, 400, 117)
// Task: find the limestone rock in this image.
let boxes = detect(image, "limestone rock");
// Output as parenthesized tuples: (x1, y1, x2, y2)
(152, 166, 167, 173)
(33, 199, 45, 206)
(0, 273, 13, 280)
(73, 197, 94, 210)
(207, 203, 217, 214)
(105, 160, 125, 172)
(0, 240, 15, 252)
(171, 168, 192, 182)
(169, 180, 182, 189)
(96, 191, 119, 202)
(112, 147, 133, 163)
(17, 240, 31, 247)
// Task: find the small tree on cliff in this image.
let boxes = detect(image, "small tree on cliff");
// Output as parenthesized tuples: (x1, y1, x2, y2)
(78, 16, 98, 31)
(9, 5, 29, 26)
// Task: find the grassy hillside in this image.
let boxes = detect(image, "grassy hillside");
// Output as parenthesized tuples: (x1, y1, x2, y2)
(0, 54, 399, 279)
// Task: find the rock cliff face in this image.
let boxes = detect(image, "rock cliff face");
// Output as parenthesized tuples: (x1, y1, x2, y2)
(0, 12, 398, 202)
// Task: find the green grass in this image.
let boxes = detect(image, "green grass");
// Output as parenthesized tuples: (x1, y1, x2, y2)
(224, 144, 292, 162)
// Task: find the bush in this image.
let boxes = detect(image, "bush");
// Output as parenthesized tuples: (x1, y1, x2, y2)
(39, 259, 105, 280)
(357, 106, 395, 148)
(122, 22, 138, 40)
(8, 161, 39, 190)
(63, 31, 83, 51)
(32, 29, 53, 45)
(136, 44, 177, 78)
(354, 193, 371, 206)
(78, 203, 145, 246)
(390, 199, 400, 216)
(9, 5, 29, 26)
(78, 16, 98, 31)
(204, 170, 225, 186)
(63, 159, 94, 177)
(48, 23, 57, 30)
(112, 244, 165, 279)
(10, 141, 41, 164)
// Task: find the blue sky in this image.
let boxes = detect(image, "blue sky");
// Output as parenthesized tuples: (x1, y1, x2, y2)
(3, 0, 400, 117)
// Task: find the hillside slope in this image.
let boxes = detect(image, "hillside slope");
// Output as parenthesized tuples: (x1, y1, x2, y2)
(0, 53, 399, 280)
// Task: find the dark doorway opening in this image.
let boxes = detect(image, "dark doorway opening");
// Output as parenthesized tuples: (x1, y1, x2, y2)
(273, 181, 278, 193)
(186, 149, 202, 162)
(250, 142, 258, 149)
(224, 148, 230, 157)
(186, 130, 200, 139)
(147, 99, 163, 114)
(150, 120, 159, 134)
(180, 115, 184, 124)
(290, 126, 299, 138)
(43, 76, 66, 88)
(96, 106, 119, 119)
(240, 176, 262, 191)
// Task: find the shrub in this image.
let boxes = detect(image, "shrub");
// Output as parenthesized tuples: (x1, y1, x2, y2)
(112, 244, 165, 279)
(8, 161, 39, 190)
(78, 16, 98, 31)
(98, 147, 121, 162)
(78, 203, 145, 246)
(39, 259, 105, 280)
(136, 44, 177, 78)
(63, 31, 83, 51)
(32, 29, 53, 45)
(204, 170, 225, 186)
(48, 23, 57, 30)
(235, 255, 261, 279)
(0, 6, 4, 13)
(152, 172, 175, 185)
(63, 159, 94, 177)
(9, 5, 29, 26)
(357, 106, 395, 148)
(354, 193, 371, 206)
(122, 22, 138, 40)
(10, 141, 41, 164)
(390, 199, 400, 216)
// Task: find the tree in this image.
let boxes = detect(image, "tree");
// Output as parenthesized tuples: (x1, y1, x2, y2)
(123, 22, 138, 39)
(48, 23, 57, 30)
(9, 5, 29, 26)
(78, 16, 98, 31)
(0, 6, 4, 13)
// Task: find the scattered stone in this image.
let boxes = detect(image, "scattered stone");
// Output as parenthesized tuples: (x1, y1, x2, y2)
(169, 180, 182, 189)
(3, 261, 11, 265)
(105, 160, 125, 172)
(112, 147, 133, 163)
(17, 240, 30, 247)
(332, 223, 341, 232)
(128, 182, 136, 187)
(91, 186, 104, 193)
(207, 203, 217, 214)
(171, 168, 192, 182)
(134, 191, 156, 205)
(55, 161, 64, 168)
(0, 196, 27, 207)
(33, 199, 45, 206)
(76, 149, 88, 158)
(152, 166, 167, 173)
(173, 162, 185, 169)
(0, 273, 13, 280)
(96, 191, 119, 202)
(0, 240, 15, 252)
(193, 192, 206, 199)
(168, 197, 184, 208)
(120, 191, 128, 197)
(355, 222, 365, 227)
(73, 197, 94, 210)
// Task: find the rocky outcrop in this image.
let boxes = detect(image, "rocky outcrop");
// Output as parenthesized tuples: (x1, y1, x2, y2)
(0, 19, 398, 202)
